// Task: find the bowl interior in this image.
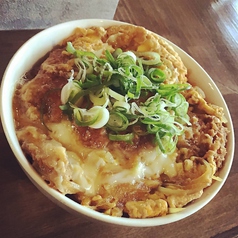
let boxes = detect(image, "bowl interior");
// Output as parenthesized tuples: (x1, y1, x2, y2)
(0, 19, 234, 227)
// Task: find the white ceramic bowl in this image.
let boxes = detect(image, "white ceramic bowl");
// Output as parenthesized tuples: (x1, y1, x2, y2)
(0, 19, 234, 227)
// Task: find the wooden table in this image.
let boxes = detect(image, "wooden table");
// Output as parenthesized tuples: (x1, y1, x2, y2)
(0, 0, 237, 237)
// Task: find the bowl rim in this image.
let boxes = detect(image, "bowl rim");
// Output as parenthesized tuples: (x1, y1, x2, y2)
(0, 19, 235, 227)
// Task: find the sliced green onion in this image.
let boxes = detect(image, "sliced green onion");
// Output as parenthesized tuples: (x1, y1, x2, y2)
(147, 124, 160, 134)
(107, 111, 129, 131)
(127, 76, 143, 99)
(90, 107, 110, 129)
(117, 52, 137, 68)
(108, 88, 125, 101)
(135, 51, 161, 65)
(61, 80, 82, 104)
(74, 49, 96, 59)
(155, 132, 166, 153)
(66, 42, 96, 59)
(89, 87, 109, 106)
(105, 50, 117, 68)
(175, 101, 189, 116)
(155, 133, 177, 154)
(129, 65, 144, 78)
(73, 108, 98, 127)
(157, 83, 191, 97)
(112, 48, 123, 58)
(117, 51, 137, 63)
(66, 42, 76, 54)
(109, 133, 134, 142)
(147, 68, 166, 83)
(113, 101, 130, 112)
(74, 58, 86, 81)
(73, 106, 109, 128)
(141, 75, 153, 88)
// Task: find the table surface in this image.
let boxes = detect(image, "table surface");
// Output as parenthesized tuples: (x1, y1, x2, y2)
(0, 0, 238, 237)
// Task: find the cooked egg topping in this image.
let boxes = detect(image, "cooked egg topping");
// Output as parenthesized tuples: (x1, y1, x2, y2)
(48, 120, 177, 196)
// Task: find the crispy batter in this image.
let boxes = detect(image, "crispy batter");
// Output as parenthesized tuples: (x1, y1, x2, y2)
(125, 199, 168, 218)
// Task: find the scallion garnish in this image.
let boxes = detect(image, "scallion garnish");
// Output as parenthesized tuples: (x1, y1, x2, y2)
(109, 133, 134, 142)
(59, 42, 191, 154)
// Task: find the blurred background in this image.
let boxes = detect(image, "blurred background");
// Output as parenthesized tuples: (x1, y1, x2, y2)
(0, 0, 119, 30)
